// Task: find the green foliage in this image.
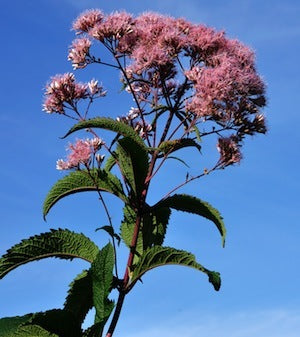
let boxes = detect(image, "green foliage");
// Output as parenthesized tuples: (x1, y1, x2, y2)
(0, 315, 33, 337)
(120, 205, 144, 264)
(0, 229, 99, 279)
(158, 138, 201, 155)
(120, 206, 171, 264)
(91, 243, 115, 336)
(96, 226, 121, 246)
(128, 246, 221, 292)
(43, 169, 127, 219)
(63, 117, 146, 148)
(0, 310, 82, 337)
(25, 310, 82, 337)
(15, 324, 58, 337)
(115, 137, 149, 199)
(64, 270, 93, 325)
(153, 194, 226, 247)
(141, 207, 171, 248)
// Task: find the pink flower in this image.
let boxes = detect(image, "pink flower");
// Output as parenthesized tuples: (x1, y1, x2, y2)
(90, 11, 134, 42)
(68, 38, 91, 69)
(73, 9, 104, 33)
(217, 136, 242, 166)
(87, 79, 106, 97)
(57, 138, 102, 170)
(43, 73, 99, 114)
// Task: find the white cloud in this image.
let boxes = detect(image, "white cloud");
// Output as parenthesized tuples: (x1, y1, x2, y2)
(120, 309, 300, 337)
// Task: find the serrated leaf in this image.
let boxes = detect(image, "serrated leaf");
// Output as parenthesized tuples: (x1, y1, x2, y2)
(25, 309, 81, 337)
(15, 324, 58, 337)
(158, 138, 201, 155)
(120, 205, 143, 264)
(128, 246, 221, 291)
(91, 243, 115, 336)
(0, 229, 99, 279)
(0, 314, 33, 337)
(103, 153, 117, 172)
(142, 207, 171, 248)
(153, 194, 226, 247)
(43, 169, 127, 219)
(116, 137, 149, 198)
(64, 269, 93, 324)
(62, 117, 146, 148)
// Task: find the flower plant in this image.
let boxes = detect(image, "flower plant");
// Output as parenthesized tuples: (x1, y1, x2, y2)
(0, 9, 266, 337)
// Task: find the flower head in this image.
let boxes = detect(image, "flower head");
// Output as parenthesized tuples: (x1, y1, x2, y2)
(217, 136, 242, 167)
(68, 38, 92, 69)
(73, 9, 104, 33)
(56, 138, 104, 170)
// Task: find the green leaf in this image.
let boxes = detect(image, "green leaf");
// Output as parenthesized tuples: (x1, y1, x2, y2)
(15, 324, 58, 337)
(192, 125, 202, 142)
(0, 310, 82, 337)
(166, 156, 190, 168)
(158, 138, 201, 155)
(64, 269, 93, 324)
(0, 229, 99, 279)
(0, 315, 33, 337)
(25, 310, 82, 337)
(96, 226, 121, 245)
(120, 205, 143, 264)
(91, 243, 115, 336)
(142, 207, 171, 248)
(103, 153, 117, 172)
(43, 169, 127, 219)
(63, 117, 146, 148)
(116, 137, 149, 198)
(153, 194, 226, 247)
(128, 246, 221, 291)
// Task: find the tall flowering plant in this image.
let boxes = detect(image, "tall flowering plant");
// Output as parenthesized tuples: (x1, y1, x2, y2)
(0, 9, 266, 337)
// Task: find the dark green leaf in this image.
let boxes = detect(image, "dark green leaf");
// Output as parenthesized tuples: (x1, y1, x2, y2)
(96, 226, 121, 245)
(15, 324, 58, 337)
(64, 269, 93, 324)
(116, 137, 149, 198)
(153, 194, 226, 247)
(103, 154, 117, 172)
(0, 315, 33, 337)
(25, 310, 81, 337)
(91, 243, 115, 336)
(62, 117, 146, 148)
(120, 206, 143, 264)
(0, 229, 99, 279)
(128, 246, 221, 291)
(142, 207, 171, 248)
(166, 156, 190, 167)
(158, 138, 201, 155)
(43, 169, 127, 219)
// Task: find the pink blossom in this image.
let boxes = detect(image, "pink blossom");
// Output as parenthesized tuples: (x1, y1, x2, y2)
(68, 38, 91, 69)
(73, 9, 104, 33)
(90, 11, 134, 42)
(56, 138, 104, 170)
(43, 73, 96, 114)
(217, 136, 242, 166)
(87, 79, 107, 97)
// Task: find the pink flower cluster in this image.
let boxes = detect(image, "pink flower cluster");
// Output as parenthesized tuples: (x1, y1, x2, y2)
(68, 38, 92, 69)
(217, 136, 242, 167)
(56, 138, 104, 170)
(43, 73, 106, 114)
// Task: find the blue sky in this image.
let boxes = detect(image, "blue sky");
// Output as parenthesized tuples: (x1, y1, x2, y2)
(0, 0, 299, 336)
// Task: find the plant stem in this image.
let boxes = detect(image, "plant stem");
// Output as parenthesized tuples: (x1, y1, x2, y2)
(105, 292, 126, 337)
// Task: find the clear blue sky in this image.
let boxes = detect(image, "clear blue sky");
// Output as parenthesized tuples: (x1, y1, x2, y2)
(0, 1, 299, 336)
